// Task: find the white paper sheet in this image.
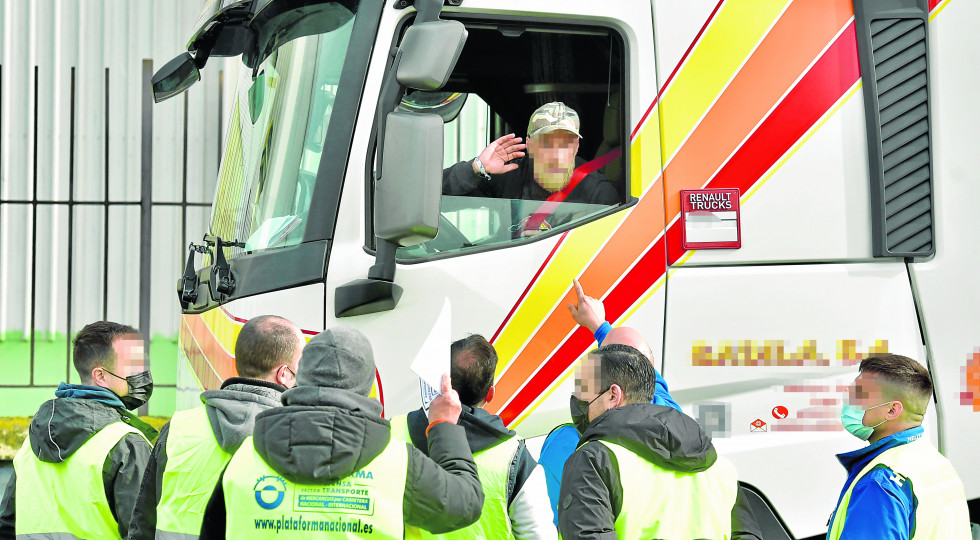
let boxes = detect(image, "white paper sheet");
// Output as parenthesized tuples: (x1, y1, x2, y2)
(410, 298, 451, 415)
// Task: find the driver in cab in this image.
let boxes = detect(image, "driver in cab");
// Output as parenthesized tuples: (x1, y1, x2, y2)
(442, 102, 618, 235)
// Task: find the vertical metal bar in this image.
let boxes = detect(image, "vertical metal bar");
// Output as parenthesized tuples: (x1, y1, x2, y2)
(139, 59, 153, 417)
(103, 67, 110, 321)
(30, 66, 39, 384)
(67, 67, 76, 382)
(181, 92, 189, 266)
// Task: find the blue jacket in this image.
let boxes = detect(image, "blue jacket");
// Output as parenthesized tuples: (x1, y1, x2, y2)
(538, 322, 681, 525)
(827, 426, 924, 540)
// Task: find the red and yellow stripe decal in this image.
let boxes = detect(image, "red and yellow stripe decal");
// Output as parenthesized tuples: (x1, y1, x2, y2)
(488, 0, 948, 426)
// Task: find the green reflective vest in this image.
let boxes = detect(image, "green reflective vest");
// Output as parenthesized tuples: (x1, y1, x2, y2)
(156, 405, 233, 540)
(600, 441, 737, 540)
(13, 420, 147, 539)
(223, 436, 408, 538)
(390, 414, 519, 540)
(828, 438, 971, 540)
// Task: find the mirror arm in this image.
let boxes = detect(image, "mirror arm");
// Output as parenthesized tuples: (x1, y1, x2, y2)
(367, 239, 398, 282)
(374, 48, 403, 179)
(191, 45, 212, 70)
(414, 0, 444, 24)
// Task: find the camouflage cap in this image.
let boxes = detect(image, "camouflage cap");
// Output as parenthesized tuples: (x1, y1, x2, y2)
(527, 102, 582, 138)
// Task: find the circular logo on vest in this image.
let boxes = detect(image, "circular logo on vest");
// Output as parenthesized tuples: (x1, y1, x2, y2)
(254, 475, 287, 510)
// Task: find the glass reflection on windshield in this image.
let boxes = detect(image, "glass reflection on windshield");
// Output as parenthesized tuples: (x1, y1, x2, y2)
(208, 5, 357, 258)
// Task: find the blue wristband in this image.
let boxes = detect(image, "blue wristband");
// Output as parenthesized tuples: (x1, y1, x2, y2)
(594, 321, 612, 346)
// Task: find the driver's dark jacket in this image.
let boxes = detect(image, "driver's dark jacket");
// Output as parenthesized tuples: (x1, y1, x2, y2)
(443, 156, 618, 205)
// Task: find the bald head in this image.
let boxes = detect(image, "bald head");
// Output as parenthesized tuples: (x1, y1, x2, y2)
(604, 327, 653, 362)
(235, 315, 304, 379)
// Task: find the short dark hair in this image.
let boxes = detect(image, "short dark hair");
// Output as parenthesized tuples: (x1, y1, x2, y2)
(860, 354, 933, 415)
(450, 334, 498, 407)
(595, 344, 657, 405)
(235, 315, 301, 378)
(73, 321, 139, 382)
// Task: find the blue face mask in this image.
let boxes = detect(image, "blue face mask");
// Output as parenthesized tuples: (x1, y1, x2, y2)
(840, 401, 893, 440)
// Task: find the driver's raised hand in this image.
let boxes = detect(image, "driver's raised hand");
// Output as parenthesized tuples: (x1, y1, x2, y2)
(472, 133, 527, 175)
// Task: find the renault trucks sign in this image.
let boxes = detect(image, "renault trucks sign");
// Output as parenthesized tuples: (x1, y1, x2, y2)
(680, 188, 741, 250)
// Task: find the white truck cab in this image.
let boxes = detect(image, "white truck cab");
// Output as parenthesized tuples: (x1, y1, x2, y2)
(156, 0, 979, 536)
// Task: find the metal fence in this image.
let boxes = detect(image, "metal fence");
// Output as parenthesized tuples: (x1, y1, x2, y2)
(0, 0, 231, 417)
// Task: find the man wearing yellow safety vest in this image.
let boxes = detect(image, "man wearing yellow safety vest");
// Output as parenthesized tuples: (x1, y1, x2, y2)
(390, 334, 556, 539)
(127, 315, 306, 540)
(198, 326, 484, 538)
(0, 321, 158, 539)
(558, 344, 739, 539)
(826, 354, 971, 539)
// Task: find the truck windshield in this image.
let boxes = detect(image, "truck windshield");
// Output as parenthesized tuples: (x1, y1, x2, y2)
(208, 2, 359, 258)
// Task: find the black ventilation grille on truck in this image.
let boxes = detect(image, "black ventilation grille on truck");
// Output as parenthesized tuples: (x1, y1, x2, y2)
(853, 0, 935, 258)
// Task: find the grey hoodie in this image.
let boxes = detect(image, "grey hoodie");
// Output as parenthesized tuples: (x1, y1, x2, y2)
(199, 385, 485, 538)
(0, 396, 156, 540)
(126, 378, 285, 540)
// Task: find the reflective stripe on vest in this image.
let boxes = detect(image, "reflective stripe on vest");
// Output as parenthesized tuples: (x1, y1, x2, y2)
(155, 406, 233, 539)
(390, 415, 519, 540)
(828, 438, 971, 540)
(13, 420, 147, 539)
(223, 436, 408, 538)
(600, 441, 737, 540)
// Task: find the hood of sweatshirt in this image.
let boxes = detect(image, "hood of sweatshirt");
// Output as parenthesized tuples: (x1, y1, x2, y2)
(404, 405, 515, 456)
(29, 384, 142, 463)
(251, 385, 389, 485)
(579, 402, 717, 472)
(201, 377, 285, 453)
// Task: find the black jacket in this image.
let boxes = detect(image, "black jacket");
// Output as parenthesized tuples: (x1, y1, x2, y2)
(127, 378, 286, 540)
(557, 403, 760, 540)
(199, 385, 484, 538)
(402, 406, 536, 508)
(0, 394, 157, 539)
(443, 156, 619, 206)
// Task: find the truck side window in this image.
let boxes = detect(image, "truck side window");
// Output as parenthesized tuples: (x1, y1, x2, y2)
(376, 22, 628, 261)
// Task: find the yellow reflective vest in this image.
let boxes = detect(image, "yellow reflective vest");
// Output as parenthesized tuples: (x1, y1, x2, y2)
(13, 420, 147, 539)
(223, 436, 408, 538)
(156, 406, 234, 540)
(601, 441, 738, 540)
(828, 438, 971, 540)
(390, 414, 519, 540)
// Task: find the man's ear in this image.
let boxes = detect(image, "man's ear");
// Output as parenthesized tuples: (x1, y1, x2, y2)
(887, 400, 904, 420)
(609, 384, 625, 409)
(484, 386, 495, 405)
(90, 367, 108, 389)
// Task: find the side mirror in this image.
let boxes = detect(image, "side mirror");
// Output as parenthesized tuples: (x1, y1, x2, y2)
(396, 20, 467, 90)
(375, 112, 444, 246)
(151, 53, 201, 103)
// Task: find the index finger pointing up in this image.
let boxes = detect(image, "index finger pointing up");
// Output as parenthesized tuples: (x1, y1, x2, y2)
(574, 279, 586, 304)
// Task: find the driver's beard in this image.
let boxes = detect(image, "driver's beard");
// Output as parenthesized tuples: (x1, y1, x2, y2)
(533, 157, 575, 193)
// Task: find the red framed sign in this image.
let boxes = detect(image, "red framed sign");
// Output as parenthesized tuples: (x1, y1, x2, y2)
(680, 188, 742, 250)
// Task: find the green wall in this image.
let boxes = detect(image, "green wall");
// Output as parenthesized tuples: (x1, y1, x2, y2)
(0, 332, 178, 417)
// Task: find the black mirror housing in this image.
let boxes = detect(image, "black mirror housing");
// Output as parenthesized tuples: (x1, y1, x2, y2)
(151, 53, 201, 103)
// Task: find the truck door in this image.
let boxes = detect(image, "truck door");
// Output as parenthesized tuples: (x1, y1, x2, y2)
(326, 0, 661, 428)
